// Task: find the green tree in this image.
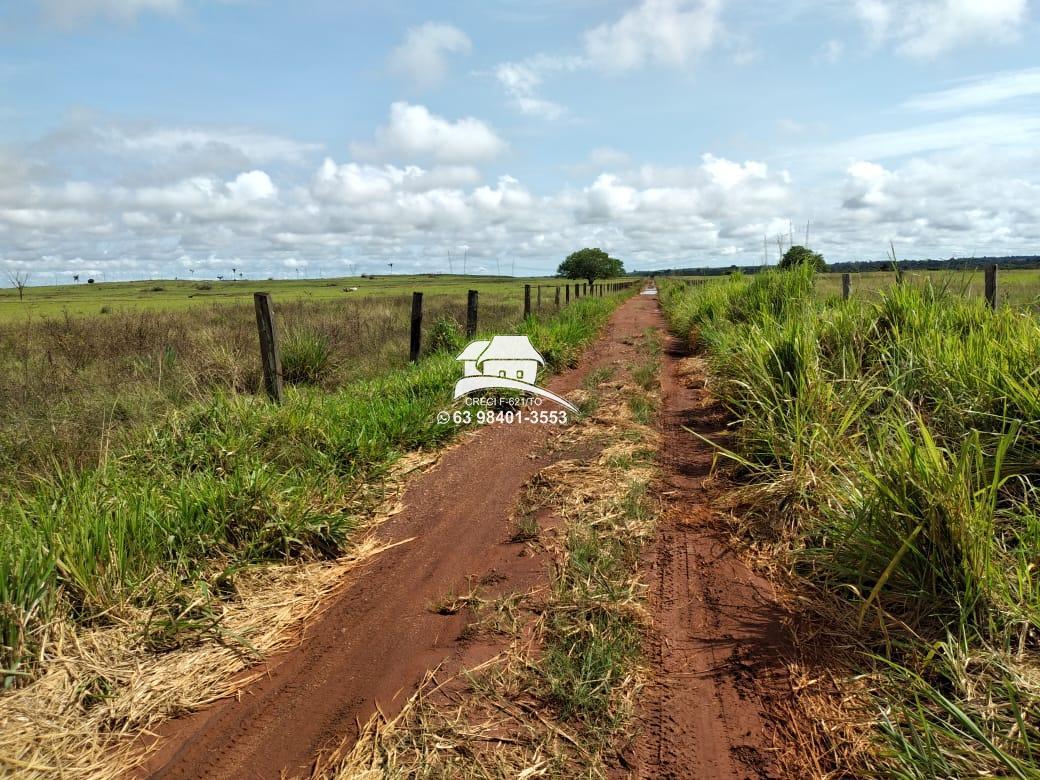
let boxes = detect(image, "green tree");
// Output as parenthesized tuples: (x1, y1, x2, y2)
(557, 248, 624, 287)
(779, 245, 826, 273)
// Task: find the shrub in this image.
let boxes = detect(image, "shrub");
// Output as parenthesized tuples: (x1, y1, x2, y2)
(426, 316, 464, 355)
(280, 330, 333, 385)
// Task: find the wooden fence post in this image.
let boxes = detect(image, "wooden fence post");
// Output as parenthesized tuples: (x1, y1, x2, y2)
(466, 289, 478, 339)
(985, 264, 998, 310)
(555, 286, 560, 307)
(565, 284, 570, 304)
(409, 292, 423, 362)
(842, 273, 851, 301)
(524, 284, 531, 317)
(253, 292, 283, 404)
(537, 285, 542, 309)
(575, 283, 580, 299)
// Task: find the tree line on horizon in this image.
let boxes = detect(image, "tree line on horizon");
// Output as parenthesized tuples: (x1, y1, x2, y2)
(633, 254, 1040, 277)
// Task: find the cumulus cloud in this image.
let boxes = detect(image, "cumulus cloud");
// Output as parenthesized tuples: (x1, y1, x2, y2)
(387, 22, 472, 89)
(4, 112, 1040, 281)
(492, 1, 723, 118)
(350, 102, 507, 164)
(853, 0, 1028, 58)
(583, 0, 724, 71)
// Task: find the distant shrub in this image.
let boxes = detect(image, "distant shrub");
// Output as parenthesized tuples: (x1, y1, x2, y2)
(194, 283, 212, 291)
(149, 286, 165, 292)
(426, 316, 464, 355)
(281, 329, 333, 384)
(100, 306, 110, 314)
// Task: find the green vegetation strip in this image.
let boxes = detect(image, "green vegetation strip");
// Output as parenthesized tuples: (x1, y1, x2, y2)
(660, 268, 1040, 776)
(0, 294, 626, 685)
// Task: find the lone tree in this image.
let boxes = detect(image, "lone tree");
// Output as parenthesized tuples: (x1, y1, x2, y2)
(557, 248, 624, 287)
(779, 245, 826, 273)
(5, 270, 30, 301)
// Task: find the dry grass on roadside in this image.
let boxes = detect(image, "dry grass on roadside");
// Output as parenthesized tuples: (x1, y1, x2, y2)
(0, 451, 437, 780)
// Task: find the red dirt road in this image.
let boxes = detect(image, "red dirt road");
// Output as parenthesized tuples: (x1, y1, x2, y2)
(142, 294, 795, 779)
(630, 305, 791, 779)
(143, 299, 646, 780)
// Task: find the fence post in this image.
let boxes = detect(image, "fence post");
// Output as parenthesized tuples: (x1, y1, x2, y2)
(537, 285, 542, 309)
(409, 291, 423, 362)
(555, 286, 560, 307)
(985, 264, 998, 310)
(842, 273, 851, 301)
(575, 283, 580, 299)
(524, 284, 531, 317)
(466, 289, 478, 339)
(253, 292, 283, 404)
(565, 284, 570, 304)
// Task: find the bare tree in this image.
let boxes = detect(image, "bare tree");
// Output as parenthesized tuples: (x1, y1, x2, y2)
(6, 270, 30, 301)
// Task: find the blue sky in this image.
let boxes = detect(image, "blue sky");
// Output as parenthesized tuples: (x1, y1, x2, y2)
(2, 0, 1039, 281)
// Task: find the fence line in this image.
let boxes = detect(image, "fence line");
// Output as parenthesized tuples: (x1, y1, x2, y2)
(253, 281, 639, 402)
(835, 264, 1000, 309)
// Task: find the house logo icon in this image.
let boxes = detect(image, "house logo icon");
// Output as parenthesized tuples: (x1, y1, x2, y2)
(453, 335, 578, 412)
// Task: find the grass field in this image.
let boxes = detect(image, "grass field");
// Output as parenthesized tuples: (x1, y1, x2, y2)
(660, 268, 1040, 776)
(0, 280, 634, 686)
(0, 276, 623, 480)
(0, 274, 578, 322)
(817, 267, 1040, 310)
(669, 267, 1040, 312)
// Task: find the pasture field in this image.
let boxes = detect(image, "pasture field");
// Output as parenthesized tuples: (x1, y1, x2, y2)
(668, 267, 1040, 311)
(0, 274, 570, 322)
(660, 268, 1040, 777)
(818, 267, 1040, 309)
(0, 276, 620, 479)
(0, 281, 634, 690)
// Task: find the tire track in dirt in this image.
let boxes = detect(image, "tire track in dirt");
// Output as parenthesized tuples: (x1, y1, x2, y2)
(630, 299, 793, 780)
(140, 298, 651, 780)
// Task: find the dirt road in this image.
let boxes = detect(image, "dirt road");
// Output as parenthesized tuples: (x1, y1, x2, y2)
(630, 308, 790, 779)
(142, 293, 793, 779)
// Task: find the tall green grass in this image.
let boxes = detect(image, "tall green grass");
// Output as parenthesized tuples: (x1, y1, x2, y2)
(660, 268, 1040, 776)
(0, 295, 624, 686)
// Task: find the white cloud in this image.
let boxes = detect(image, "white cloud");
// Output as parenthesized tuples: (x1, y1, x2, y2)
(495, 62, 567, 120)
(903, 67, 1040, 112)
(311, 159, 481, 204)
(227, 170, 276, 201)
(387, 22, 472, 89)
(492, 0, 723, 119)
(350, 102, 507, 164)
(5, 115, 1040, 280)
(98, 124, 321, 163)
(37, 0, 184, 25)
(853, 0, 1028, 58)
(583, 0, 724, 71)
(821, 114, 1040, 161)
